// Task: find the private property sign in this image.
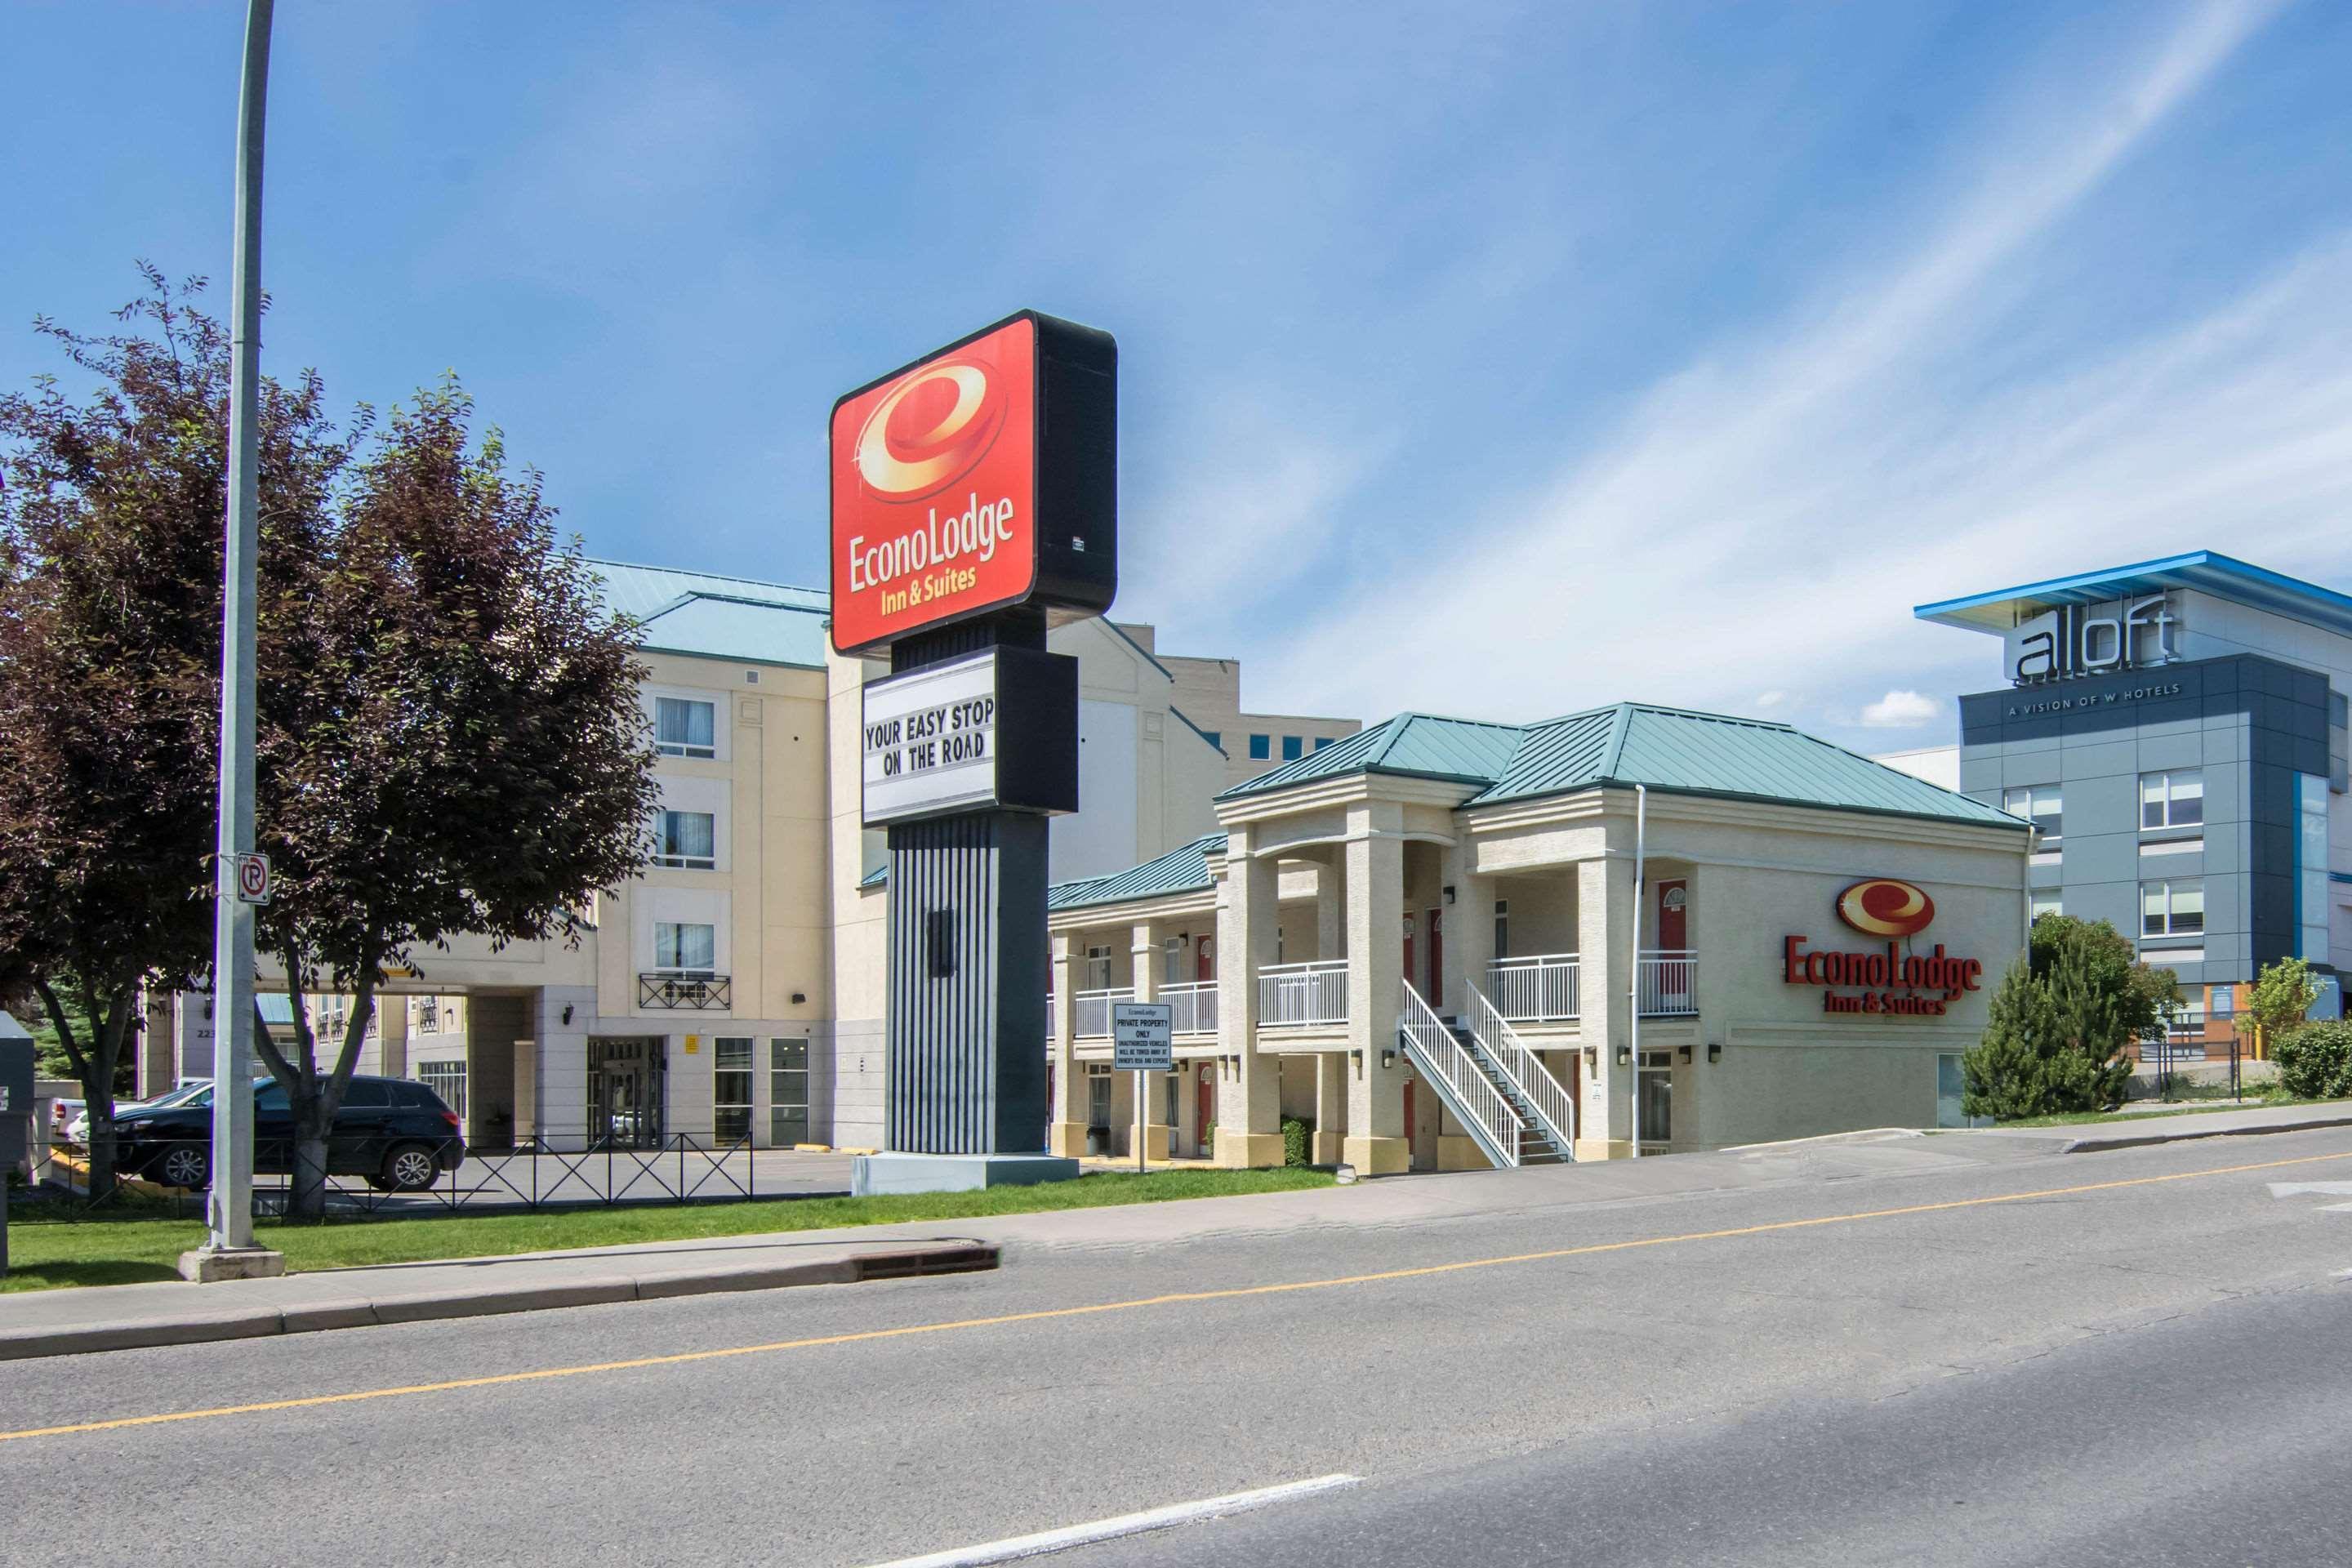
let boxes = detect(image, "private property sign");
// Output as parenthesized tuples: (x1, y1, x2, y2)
(1111, 1003, 1174, 1071)
(829, 311, 1118, 655)
(859, 648, 1080, 827)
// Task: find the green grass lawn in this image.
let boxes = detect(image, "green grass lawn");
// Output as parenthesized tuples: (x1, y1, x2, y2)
(1992, 1096, 2352, 1129)
(0, 1166, 1335, 1294)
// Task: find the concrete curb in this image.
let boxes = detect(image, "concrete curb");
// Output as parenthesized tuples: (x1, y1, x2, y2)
(0, 1241, 999, 1361)
(2056, 1110, 2352, 1154)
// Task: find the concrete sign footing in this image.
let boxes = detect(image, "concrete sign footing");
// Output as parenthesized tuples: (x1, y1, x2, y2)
(852, 1152, 1081, 1197)
(177, 1246, 287, 1283)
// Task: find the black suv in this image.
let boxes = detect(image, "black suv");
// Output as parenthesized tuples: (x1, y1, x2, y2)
(114, 1076, 467, 1192)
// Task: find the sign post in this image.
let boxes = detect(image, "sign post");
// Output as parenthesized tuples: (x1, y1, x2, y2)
(0, 1010, 35, 1281)
(1111, 1002, 1173, 1175)
(835, 310, 1117, 1198)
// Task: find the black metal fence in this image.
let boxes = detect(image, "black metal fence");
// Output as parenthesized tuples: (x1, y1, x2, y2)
(34, 1133, 844, 1218)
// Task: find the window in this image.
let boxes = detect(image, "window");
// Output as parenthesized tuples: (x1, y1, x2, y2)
(1084, 945, 1111, 990)
(1494, 898, 1510, 960)
(2139, 769, 2203, 829)
(2029, 890, 2062, 923)
(1936, 1054, 1966, 1129)
(713, 1036, 754, 1143)
(654, 920, 716, 974)
(655, 696, 716, 758)
(1313, 736, 1334, 751)
(2002, 785, 2062, 842)
(417, 1061, 468, 1120)
(1637, 1050, 1672, 1143)
(770, 1039, 809, 1146)
(1164, 937, 1184, 985)
(1200, 730, 1222, 751)
(2299, 773, 2328, 961)
(1088, 1069, 1112, 1131)
(2141, 879, 2204, 938)
(655, 809, 717, 869)
(341, 1079, 391, 1108)
(1248, 733, 1272, 760)
(1282, 735, 1304, 761)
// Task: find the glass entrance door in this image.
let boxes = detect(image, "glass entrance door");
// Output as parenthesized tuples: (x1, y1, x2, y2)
(590, 1038, 666, 1148)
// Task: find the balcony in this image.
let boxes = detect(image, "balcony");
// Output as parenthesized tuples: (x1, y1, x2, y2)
(1258, 960, 1348, 1029)
(1637, 951, 1697, 1017)
(1075, 987, 1133, 1040)
(1162, 980, 1218, 1036)
(639, 972, 733, 1011)
(1487, 953, 1579, 1022)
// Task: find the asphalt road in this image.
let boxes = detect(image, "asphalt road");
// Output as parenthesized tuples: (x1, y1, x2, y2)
(4, 1129, 2349, 1568)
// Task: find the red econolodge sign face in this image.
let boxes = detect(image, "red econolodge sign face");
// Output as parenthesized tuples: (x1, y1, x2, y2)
(1784, 878, 1980, 1018)
(830, 317, 1038, 655)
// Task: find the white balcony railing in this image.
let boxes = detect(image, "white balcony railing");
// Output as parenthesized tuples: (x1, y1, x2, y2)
(1637, 950, 1698, 1016)
(1161, 980, 1218, 1036)
(1075, 987, 1134, 1039)
(1258, 960, 1348, 1028)
(1487, 953, 1579, 1022)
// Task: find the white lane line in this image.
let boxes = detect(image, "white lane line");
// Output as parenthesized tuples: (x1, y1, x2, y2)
(861, 1473, 1363, 1568)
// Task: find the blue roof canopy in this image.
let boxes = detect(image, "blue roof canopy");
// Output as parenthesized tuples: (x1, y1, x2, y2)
(1913, 550, 2352, 639)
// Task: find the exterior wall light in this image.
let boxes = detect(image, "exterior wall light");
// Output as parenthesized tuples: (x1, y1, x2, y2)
(1615, 1045, 1631, 1066)
(560, 1004, 574, 1026)
(1381, 1049, 1397, 1070)
(1442, 885, 1456, 905)
(1707, 1042, 1722, 1063)
(1677, 1044, 1693, 1064)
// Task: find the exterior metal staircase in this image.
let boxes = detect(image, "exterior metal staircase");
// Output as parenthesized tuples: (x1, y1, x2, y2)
(1398, 982, 1577, 1169)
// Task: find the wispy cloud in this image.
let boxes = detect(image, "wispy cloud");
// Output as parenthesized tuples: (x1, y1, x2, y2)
(1860, 690, 1942, 728)
(1250, 1, 2322, 743)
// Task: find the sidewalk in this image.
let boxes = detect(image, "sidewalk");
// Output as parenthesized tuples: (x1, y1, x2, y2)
(0, 1233, 996, 1361)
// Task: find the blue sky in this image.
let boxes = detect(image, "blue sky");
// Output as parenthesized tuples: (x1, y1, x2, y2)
(7, 1, 2352, 749)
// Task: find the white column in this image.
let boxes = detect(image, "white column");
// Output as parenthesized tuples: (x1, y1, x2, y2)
(1049, 932, 1086, 1157)
(1576, 850, 1636, 1159)
(1343, 807, 1408, 1174)
(1215, 834, 1283, 1165)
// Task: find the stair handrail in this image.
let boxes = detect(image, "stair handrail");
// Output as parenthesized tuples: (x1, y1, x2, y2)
(1467, 983, 1577, 1158)
(1398, 981, 1520, 1169)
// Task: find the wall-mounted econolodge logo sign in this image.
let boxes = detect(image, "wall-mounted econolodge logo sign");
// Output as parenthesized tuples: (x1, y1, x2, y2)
(1784, 878, 1981, 1018)
(830, 311, 1118, 657)
(1836, 878, 1934, 938)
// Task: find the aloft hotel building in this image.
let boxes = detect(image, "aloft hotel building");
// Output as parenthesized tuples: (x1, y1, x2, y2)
(1912, 551, 2352, 1047)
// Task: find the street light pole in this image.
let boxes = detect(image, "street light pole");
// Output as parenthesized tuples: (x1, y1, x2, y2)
(189, 0, 281, 1277)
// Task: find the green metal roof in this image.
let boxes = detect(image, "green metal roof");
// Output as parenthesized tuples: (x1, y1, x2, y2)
(1218, 714, 1524, 800)
(1469, 703, 2020, 826)
(585, 559, 831, 669)
(1218, 701, 2019, 829)
(1049, 833, 1227, 911)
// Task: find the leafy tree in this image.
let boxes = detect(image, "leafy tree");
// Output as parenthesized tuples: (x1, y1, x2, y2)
(0, 270, 345, 1196)
(2027, 915, 2178, 1040)
(252, 383, 658, 1217)
(1962, 958, 2062, 1119)
(1962, 915, 2172, 1119)
(2238, 956, 2319, 1060)
(2270, 1020, 2352, 1100)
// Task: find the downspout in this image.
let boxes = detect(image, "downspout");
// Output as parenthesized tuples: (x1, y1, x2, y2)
(1629, 783, 1646, 1160)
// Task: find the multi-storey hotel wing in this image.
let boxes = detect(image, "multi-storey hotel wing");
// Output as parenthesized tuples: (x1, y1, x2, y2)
(1914, 551, 2352, 1050)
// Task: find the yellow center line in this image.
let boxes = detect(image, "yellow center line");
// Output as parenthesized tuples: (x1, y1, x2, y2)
(7, 1143, 2348, 1446)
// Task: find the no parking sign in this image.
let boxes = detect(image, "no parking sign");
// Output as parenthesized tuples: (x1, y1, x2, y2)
(232, 853, 272, 904)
